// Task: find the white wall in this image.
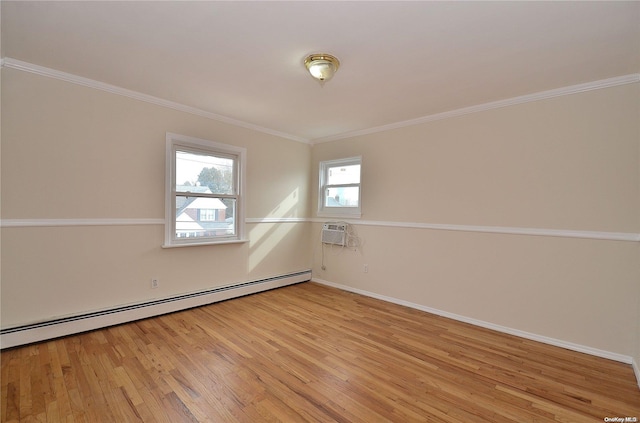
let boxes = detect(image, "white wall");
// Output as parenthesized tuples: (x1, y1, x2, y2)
(0, 68, 312, 328)
(311, 83, 640, 360)
(636, 124, 640, 377)
(1, 64, 639, 379)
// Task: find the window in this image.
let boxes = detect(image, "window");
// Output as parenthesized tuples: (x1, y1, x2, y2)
(318, 156, 362, 217)
(199, 209, 217, 222)
(164, 133, 246, 247)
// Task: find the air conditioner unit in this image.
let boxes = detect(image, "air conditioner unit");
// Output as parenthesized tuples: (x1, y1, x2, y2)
(322, 223, 347, 246)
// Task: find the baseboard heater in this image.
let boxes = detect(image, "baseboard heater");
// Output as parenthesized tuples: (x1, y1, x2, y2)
(1, 270, 311, 349)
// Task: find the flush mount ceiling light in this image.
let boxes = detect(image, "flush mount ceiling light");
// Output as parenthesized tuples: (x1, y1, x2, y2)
(304, 54, 340, 83)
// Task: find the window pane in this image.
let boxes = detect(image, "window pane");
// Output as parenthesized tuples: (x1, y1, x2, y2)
(222, 199, 236, 235)
(327, 164, 360, 185)
(175, 196, 235, 238)
(176, 150, 234, 195)
(325, 187, 360, 208)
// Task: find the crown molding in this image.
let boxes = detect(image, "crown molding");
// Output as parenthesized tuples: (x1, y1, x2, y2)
(1, 57, 310, 144)
(3, 57, 638, 146)
(311, 73, 640, 144)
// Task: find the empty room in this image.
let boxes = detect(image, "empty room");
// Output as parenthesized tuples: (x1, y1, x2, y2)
(1, 1, 639, 422)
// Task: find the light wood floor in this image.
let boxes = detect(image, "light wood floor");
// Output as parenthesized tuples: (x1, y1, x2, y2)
(2, 282, 639, 422)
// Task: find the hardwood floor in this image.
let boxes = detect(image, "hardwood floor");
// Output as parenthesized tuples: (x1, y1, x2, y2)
(2, 282, 639, 422)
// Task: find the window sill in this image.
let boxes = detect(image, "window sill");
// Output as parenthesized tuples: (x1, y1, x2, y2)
(162, 239, 249, 248)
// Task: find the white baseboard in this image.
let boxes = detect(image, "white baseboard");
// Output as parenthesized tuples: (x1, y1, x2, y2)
(1, 270, 311, 349)
(312, 278, 635, 367)
(633, 359, 640, 391)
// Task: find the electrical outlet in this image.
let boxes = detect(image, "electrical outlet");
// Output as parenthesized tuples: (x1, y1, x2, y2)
(363, 264, 369, 273)
(151, 278, 159, 289)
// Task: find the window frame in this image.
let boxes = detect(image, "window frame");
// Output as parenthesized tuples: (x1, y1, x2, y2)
(164, 133, 247, 248)
(318, 156, 362, 218)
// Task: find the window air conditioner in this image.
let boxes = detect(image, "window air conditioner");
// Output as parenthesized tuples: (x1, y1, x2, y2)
(322, 223, 347, 246)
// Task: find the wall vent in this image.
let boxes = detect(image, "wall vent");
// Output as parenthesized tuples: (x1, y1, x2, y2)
(322, 223, 347, 246)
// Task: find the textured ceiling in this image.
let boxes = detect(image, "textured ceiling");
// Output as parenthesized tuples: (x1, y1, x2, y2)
(2, 1, 639, 143)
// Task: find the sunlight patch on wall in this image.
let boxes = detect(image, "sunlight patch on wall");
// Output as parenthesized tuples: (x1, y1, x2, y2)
(249, 189, 300, 272)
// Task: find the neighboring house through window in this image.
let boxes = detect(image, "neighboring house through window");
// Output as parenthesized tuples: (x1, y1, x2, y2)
(165, 133, 246, 247)
(318, 156, 362, 218)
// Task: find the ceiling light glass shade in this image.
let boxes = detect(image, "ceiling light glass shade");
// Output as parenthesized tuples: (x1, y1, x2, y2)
(304, 54, 340, 82)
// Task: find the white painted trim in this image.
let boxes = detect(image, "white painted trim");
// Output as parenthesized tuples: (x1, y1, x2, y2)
(2, 217, 638, 243)
(310, 218, 640, 242)
(0, 218, 165, 227)
(318, 156, 363, 218)
(246, 217, 308, 224)
(312, 73, 640, 144)
(4, 58, 638, 147)
(1, 57, 309, 144)
(633, 359, 640, 390)
(0, 217, 308, 227)
(312, 278, 635, 365)
(161, 239, 249, 248)
(165, 132, 248, 247)
(1, 271, 311, 349)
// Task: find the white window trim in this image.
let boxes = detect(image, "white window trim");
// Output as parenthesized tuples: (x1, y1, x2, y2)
(318, 156, 362, 218)
(164, 133, 247, 248)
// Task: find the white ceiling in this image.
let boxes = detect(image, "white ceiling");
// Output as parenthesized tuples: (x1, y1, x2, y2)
(2, 1, 639, 143)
